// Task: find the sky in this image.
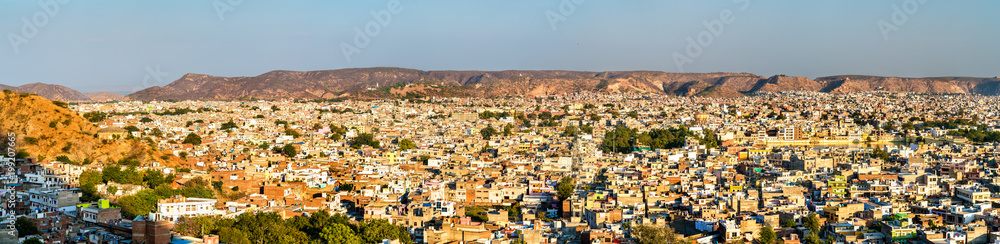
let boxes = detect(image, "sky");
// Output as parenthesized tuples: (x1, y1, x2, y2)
(1, 0, 998, 93)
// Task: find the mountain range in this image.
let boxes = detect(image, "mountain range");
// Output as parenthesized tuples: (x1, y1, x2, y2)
(126, 68, 1000, 100)
(0, 83, 125, 102)
(8, 68, 1000, 101)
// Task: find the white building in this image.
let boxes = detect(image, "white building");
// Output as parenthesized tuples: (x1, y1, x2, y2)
(955, 186, 990, 203)
(155, 196, 220, 222)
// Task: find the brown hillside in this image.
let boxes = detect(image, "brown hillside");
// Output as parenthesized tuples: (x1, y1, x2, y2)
(0, 90, 176, 165)
(126, 68, 1000, 100)
(1, 83, 91, 102)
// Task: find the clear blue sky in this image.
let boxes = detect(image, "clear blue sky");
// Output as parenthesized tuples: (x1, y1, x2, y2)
(1, 0, 998, 93)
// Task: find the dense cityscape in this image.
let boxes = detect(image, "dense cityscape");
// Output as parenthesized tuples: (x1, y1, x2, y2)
(5, 90, 1000, 244)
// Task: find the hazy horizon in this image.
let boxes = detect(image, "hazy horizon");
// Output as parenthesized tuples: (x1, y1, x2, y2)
(2, 1, 998, 93)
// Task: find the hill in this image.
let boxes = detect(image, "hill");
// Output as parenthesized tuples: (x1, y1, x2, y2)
(126, 68, 1000, 100)
(1, 83, 90, 102)
(0, 90, 175, 165)
(1, 83, 133, 102)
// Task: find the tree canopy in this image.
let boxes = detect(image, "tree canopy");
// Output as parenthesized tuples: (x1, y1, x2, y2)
(398, 138, 416, 151)
(758, 226, 776, 244)
(282, 144, 297, 156)
(480, 126, 498, 140)
(602, 125, 716, 153)
(557, 177, 575, 201)
(183, 133, 202, 145)
(350, 133, 380, 149)
(173, 211, 412, 244)
(15, 217, 40, 237)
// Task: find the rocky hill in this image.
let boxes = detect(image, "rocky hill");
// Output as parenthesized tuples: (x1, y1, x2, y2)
(126, 68, 1000, 100)
(127, 68, 757, 100)
(0, 90, 175, 165)
(813, 75, 1000, 95)
(1, 83, 90, 102)
(1, 83, 131, 102)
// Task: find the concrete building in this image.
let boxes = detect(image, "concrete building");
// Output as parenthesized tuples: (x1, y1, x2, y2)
(155, 195, 219, 222)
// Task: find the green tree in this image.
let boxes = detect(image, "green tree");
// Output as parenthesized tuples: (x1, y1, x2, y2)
(221, 119, 239, 130)
(15, 217, 41, 237)
(758, 226, 776, 244)
(398, 138, 416, 151)
(212, 181, 224, 191)
(80, 183, 101, 202)
(183, 133, 202, 145)
(882, 123, 896, 131)
(338, 183, 355, 192)
(23, 238, 42, 244)
(782, 219, 797, 228)
(871, 148, 890, 161)
(350, 133, 380, 149)
(174, 216, 217, 237)
(360, 220, 413, 244)
(563, 125, 580, 137)
(804, 233, 821, 244)
(557, 177, 575, 201)
(107, 185, 119, 195)
(627, 110, 639, 119)
(142, 170, 170, 189)
(804, 213, 821, 234)
(219, 227, 252, 244)
(503, 123, 513, 136)
(282, 144, 297, 156)
(601, 126, 635, 153)
(480, 126, 498, 140)
(83, 111, 107, 123)
(283, 128, 301, 138)
(321, 223, 362, 244)
(102, 165, 123, 183)
(902, 121, 915, 130)
(80, 170, 104, 185)
(121, 166, 143, 185)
